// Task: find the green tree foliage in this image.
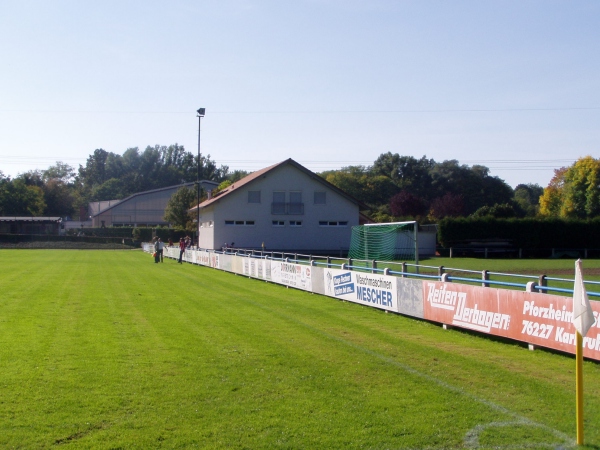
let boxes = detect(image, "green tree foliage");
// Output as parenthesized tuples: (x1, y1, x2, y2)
(43, 161, 76, 183)
(539, 157, 600, 219)
(322, 153, 515, 222)
(513, 183, 543, 217)
(371, 153, 434, 199)
(322, 166, 372, 204)
(163, 186, 198, 232)
(227, 170, 250, 182)
(322, 166, 399, 206)
(429, 161, 513, 215)
(0, 177, 46, 216)
(42, 178, 76, 217)
(78, 144, 229, 202)
(470, 203, 518, 219)
(90, 178, 128, 201)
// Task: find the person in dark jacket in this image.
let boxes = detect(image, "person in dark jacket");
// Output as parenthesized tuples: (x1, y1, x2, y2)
(153, 238, 160, 263)
(178, 237, 186, 264)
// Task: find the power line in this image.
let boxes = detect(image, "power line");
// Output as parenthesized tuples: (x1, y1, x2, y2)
(1, 107, 599, 115)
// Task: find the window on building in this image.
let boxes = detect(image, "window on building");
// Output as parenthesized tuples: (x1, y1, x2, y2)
(289, 191, 303, 214)
(314, 191, 326, 204)
(272, 191, 286, 214)
(248, 190, 261, 203)
(225, 220, 255, 226)
(319, 221, 348, 227)
(272, 220, 285, 227)
(289, 220, 302, 227)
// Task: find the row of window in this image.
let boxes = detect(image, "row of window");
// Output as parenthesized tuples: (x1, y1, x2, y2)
(223, 220, 348, 227)
(248, 190, 326, 205)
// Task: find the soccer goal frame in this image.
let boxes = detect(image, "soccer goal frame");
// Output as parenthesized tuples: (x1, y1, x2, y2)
(348, 221, 419, 264)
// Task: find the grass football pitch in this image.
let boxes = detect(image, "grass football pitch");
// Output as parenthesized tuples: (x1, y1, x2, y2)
(1, 250, 599, 449)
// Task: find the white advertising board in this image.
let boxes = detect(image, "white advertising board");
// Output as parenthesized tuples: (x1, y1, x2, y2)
(270, 260, 312, 291)
(323, 268, 398, 313)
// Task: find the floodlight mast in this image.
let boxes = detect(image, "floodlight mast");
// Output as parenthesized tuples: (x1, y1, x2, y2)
(196, 108, 205, 247)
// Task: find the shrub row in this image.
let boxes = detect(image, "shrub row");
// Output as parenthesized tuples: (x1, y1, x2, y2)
(65, 227, 189, 243)
(437, 217, 600, 249)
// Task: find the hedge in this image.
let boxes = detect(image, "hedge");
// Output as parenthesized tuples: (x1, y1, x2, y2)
(437, 217, 600, 249)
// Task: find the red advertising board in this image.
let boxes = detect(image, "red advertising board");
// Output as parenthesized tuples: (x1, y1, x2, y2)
(423, 281, 600, 361)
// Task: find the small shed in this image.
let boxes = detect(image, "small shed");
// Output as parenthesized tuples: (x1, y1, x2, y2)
(0, 217, 62, 235)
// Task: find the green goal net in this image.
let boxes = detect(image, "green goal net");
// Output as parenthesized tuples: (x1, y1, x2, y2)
(348, 221, 418, 262)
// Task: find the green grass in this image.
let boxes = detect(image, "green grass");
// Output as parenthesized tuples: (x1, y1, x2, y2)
(1, 250, 599, 448)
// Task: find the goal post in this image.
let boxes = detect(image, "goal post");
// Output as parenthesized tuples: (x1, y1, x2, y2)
(347, 221, 419, 264)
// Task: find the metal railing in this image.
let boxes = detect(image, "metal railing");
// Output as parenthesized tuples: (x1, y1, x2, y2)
(164, 245, 600, 299)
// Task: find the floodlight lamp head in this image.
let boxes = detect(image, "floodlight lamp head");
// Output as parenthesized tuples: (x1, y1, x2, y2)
(197, 108, 205, 117)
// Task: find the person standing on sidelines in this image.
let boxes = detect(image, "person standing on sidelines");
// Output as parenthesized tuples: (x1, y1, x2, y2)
(153, 238, 160, 263)
(157, 237, 164, 263)
(178, 237, 186, 264)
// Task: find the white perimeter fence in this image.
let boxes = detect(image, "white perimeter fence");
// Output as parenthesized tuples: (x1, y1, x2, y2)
(144, 243, 600, 362)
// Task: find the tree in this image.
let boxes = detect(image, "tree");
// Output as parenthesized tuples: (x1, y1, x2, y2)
(371, 153, 434, 198)
(322, 166, 370, 204)
(43, 178, 76, 217)
(563, 156, 600, 218)
(428, 192, 465, 221)
(539, 167, 567, 217)
(78, 149, 109, 188)
(227, 170, 250, 182)
(163, 187, 198, 232)
(44, 161, 76, 184)
(429, 160, 513, 215)
(390, 191, 427, 218)
(539, 157, 600, 218)
(0, 178, 46, 216)
(470, 203, 517, 218)
(513, 183, 543, 217)
(90, 178, 128, 201)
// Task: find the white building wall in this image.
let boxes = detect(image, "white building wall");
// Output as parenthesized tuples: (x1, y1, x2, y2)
(199, 165, 359, 251)
(198, 207, 216, 249)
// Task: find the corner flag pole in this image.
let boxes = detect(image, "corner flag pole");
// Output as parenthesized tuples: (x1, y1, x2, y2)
(576, 331, 584, 445)
(573, 259, 596, 445)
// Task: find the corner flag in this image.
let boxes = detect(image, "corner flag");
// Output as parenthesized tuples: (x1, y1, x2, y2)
(573, 259, 596, 337)
(573, 259, 596, 445)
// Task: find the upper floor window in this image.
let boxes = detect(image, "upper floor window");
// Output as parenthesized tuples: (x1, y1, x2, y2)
(248, 190, 261, 203)
(289, 191, 302, 214)
(314, 191, 326, 204)
(271, 191, 305, 215)
(272, 191, 286, 214)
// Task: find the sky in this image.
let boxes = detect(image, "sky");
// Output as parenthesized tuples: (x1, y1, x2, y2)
(1, 0, 599, 188)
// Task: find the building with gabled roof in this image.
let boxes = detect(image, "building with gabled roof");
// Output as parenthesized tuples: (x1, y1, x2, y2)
(190, 159, 369, 253)
(91, 181, 218, 228)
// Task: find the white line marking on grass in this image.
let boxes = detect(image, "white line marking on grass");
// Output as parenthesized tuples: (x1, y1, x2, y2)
(464, 421, 571, 449)
(241, 297, 576, 449)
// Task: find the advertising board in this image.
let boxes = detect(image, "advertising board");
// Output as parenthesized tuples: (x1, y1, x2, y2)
(271, 260, 312, 291)
(423, 281, 600, 359)
(323, 268, 398, 313)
